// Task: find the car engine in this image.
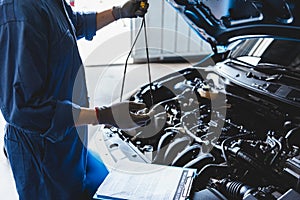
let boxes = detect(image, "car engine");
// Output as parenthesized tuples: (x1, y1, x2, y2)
(100, 61, 300, 199)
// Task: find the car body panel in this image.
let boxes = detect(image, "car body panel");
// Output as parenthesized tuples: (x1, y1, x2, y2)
(168, 0, 300, 50)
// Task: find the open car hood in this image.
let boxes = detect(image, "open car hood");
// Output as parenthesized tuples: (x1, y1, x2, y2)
(168, 0, 300, 52)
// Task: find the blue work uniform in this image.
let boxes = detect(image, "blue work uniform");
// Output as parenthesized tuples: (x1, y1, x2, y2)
(0, 0, 108, 199)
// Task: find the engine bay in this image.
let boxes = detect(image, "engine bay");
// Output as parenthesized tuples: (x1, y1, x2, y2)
(100, 63, 300, 199)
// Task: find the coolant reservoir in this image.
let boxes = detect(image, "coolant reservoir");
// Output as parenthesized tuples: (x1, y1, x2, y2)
(197, 84, 219, 100)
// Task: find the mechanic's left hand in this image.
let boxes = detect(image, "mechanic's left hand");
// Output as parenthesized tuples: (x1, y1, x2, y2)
(112, 0, 149, 20)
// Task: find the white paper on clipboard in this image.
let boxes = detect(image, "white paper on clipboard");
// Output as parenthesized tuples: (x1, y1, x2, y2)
(93, 161, 196, 200)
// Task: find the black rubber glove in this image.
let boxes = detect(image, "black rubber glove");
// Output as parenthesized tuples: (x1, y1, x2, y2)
(112, 0, 149, 20)
(96, 101, 151, 130)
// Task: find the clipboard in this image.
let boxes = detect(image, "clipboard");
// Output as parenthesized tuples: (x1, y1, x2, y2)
(93, 161, 196, 200)
(174, 169, 195, 200)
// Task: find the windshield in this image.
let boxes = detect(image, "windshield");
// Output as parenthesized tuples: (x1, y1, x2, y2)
(230, 38, 300, 69)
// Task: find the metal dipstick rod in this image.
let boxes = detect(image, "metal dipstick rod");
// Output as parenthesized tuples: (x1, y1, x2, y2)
(120, 15, 154, 107)
(120, 19, 145, 102)
(142, 16, 154, 106)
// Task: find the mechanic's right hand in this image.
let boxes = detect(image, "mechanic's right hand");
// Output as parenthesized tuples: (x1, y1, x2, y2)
(112, 0, 149, 20)
(96, 101, 151, 130)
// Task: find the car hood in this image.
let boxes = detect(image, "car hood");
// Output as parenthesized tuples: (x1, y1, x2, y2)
(168, 0, 300, 51)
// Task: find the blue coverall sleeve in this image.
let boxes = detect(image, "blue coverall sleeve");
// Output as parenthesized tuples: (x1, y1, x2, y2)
(64, 2, 97, 40)
(0, 21, 81, 143)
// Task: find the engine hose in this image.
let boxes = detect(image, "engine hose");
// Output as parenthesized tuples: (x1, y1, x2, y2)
(218, 179, 255, 200)
(194, 164, 229, 190)
(285, 126, 300, 149)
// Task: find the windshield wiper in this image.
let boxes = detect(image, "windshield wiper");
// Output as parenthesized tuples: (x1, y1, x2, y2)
(255, 63, 300, 79)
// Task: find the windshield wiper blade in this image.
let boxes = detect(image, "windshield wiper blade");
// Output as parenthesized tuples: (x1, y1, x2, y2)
(265, 74, 283, 81)
(257, 63, 299, 71)
(255, 63, 300, 78)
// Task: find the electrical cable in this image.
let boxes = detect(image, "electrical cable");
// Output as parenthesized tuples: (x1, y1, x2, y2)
(120, 18, 145, 102)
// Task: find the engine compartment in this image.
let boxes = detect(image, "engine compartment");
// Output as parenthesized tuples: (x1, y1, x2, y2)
(102, 65, 300, 199)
